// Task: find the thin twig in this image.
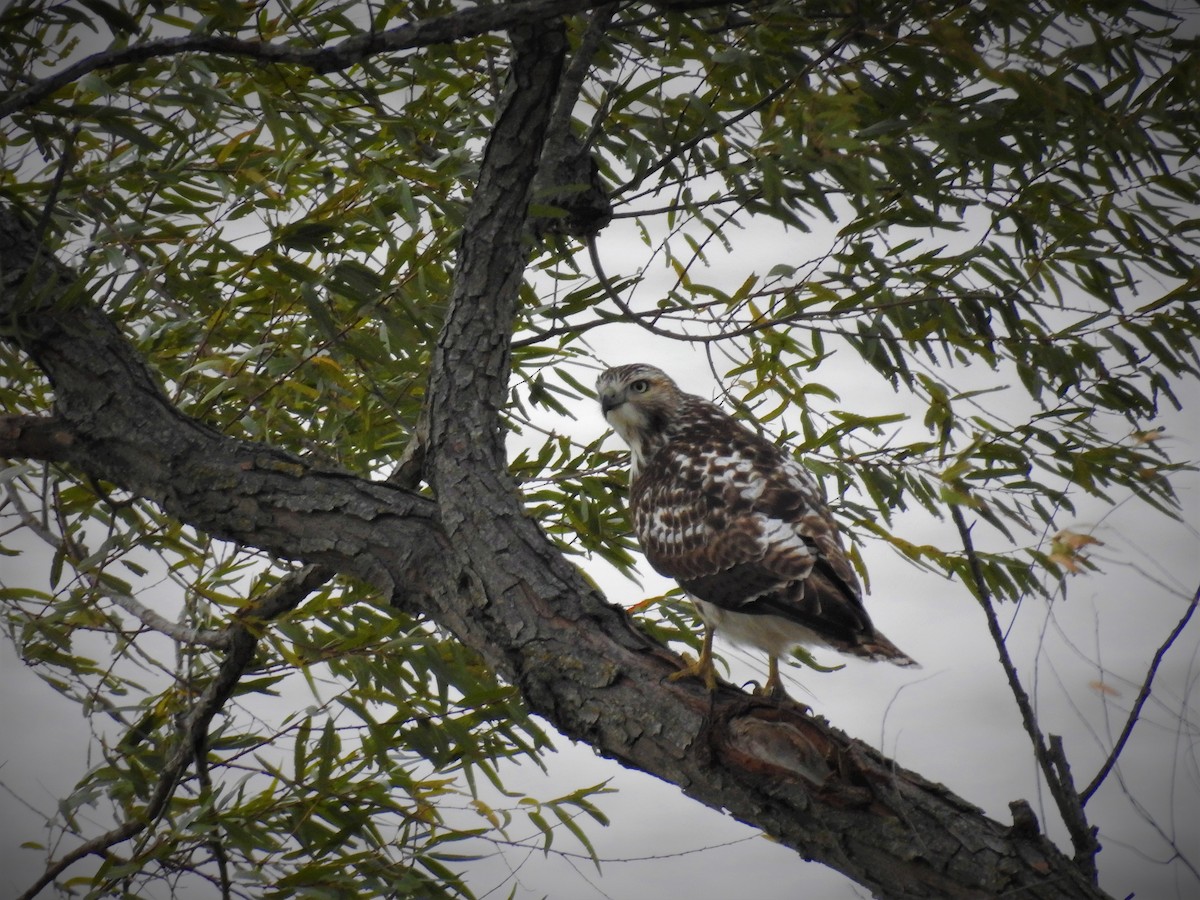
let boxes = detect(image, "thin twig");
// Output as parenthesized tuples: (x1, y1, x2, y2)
(107, 590, 231, 649)
(3, 483, 232, 649)
(1080, 581, 1200, 804)
(33, 126, 80, 250)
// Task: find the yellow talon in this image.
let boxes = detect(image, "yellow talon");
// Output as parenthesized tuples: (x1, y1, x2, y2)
(754, 656, 810, 713)
(755, 655, 786, 699)
(668, 628, 717, 691)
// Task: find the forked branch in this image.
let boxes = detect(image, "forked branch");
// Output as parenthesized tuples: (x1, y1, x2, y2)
(950, 504, 1100, 881)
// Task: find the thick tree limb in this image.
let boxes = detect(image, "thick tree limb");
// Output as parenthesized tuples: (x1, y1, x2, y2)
(0, 414, 76, 462)
(0, 43, 1115, 900)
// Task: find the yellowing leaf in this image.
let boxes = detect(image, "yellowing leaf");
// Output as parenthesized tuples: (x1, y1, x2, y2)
(309, 355, 343, 374)
(471, 799, 500, 829)
(626, 596, 659, 613)
(1048, 552, 1083, 573)
(1048, 530, 1102, 574)
(1053, 529, 1103, 551)
(1131, 427, 1165, 444)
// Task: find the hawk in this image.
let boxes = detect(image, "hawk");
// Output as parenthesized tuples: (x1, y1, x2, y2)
(597, 363, 918, 699)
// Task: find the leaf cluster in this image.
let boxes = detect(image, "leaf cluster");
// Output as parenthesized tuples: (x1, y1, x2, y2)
(2, 1, 1199, 897)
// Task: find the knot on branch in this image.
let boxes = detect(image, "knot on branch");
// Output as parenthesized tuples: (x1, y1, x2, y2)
(1008, 799, 1042, 839)
(530, 130, 612, 238)
(710, 699, 838, 787)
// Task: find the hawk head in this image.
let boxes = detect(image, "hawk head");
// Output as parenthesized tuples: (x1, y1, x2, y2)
(596, 363, 681, 473)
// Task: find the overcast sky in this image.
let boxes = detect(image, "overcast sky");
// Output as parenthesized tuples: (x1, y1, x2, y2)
(3, 6, 1200, 899)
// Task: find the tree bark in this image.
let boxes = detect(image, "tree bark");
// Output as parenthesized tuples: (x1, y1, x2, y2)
(0, 29, 1112, 900)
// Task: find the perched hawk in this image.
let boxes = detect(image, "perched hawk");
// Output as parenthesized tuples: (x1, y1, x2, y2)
(597, 363, 918, 699)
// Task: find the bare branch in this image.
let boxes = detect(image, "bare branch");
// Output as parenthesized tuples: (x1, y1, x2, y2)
(1080, 580, 1200, 804)
(17, 820, 143, 900)
(2, 482, 232, 648)
(109, 589, 231, 648)
(550, 3, 618, 143)
(951, 504, 1100, 882)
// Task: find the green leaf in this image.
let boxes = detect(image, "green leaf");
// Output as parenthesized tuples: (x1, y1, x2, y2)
(76, 0, 141, 35)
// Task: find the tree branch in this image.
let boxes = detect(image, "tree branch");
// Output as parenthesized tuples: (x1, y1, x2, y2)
(2, 482, 233, 648)
(950, 504, 1100, 882)
(0, 414, 77, 463)
(16, 562, 328, 900)
(1080, 580, 1200, 804)
(0, 1, 752, 120)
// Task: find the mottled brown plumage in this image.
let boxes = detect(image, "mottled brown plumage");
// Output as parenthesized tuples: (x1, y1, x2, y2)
(597, 363, 917, 698)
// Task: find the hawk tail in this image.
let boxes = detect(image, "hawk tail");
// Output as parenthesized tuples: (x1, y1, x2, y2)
(838, 629, 920, 668)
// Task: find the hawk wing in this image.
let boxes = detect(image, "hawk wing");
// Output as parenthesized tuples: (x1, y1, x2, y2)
(630, 399, 872, 642)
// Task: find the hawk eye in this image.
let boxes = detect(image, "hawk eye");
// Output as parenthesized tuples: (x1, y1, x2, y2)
(630, 379, 650, 394)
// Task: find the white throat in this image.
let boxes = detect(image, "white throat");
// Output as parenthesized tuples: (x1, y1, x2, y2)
(605, 405, 650, 475)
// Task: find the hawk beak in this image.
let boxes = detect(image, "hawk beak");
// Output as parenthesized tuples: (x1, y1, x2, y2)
(599, 392, 622, 415)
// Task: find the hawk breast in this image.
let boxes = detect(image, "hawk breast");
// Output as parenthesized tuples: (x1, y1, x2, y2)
(630, 397, 855, 613)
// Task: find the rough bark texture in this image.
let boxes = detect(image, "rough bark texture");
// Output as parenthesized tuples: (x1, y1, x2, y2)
(0, 27, 1113, 900)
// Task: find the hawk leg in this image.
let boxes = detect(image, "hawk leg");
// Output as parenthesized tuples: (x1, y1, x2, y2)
(756, 655, 787, 700)
(754, 656, 811, 713)
(668, 626, 717, 691)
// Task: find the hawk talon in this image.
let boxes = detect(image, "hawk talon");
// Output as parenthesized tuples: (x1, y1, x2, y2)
(753, 656, 790, 700)
(667, 656, 717, 692)
(667, 629, 717, 691)
(749, 680, 782, 699)
(759, 657, 816, 713)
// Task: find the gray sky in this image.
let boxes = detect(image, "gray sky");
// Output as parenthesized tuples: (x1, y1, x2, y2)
(3, 6, 1200, 898)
